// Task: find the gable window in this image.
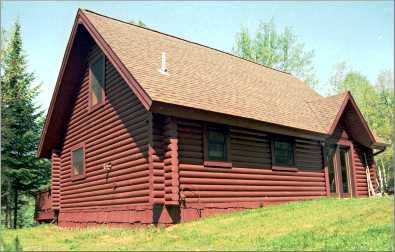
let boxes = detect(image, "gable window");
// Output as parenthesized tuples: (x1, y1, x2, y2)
(206, 125, 228, 161)
(272, 136, 295, 166)
(71, 145, 85, 177)
(89, 54, 105, 108)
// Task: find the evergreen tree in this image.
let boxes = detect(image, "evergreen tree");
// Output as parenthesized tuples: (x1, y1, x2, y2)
(1, 21, 50, 228)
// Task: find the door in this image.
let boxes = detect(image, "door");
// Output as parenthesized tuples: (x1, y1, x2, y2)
(326, 146, 338, 196)
(326, 145, 353, 198)
(338, 147, 352, 197)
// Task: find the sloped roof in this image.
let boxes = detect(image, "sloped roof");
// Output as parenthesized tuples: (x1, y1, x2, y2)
(37, 9, 385, 158)
(306, 92, 349, 133)
(83, 10, 327, 133)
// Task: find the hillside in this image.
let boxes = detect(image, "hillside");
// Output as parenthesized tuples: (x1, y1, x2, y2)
(1, 197, 393, 251)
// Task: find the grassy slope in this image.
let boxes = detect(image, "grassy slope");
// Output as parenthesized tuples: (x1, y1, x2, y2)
(1, 197, 393, 251)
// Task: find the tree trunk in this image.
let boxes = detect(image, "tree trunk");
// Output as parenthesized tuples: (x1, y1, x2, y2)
(5, 201, 10, 228)
(13, 187, 18, 229)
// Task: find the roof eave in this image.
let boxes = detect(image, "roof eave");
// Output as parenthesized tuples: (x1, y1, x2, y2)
(151, 100, 328, 141)
(37, 9, 153, 158)
(371, 142, 388, 151)
(326, 91, 378, 147)
(37, 10, 82, 158)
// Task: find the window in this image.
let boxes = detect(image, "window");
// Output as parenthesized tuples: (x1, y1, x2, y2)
(273, 137, 294, 166)
(207, 125, 228, 161)
(90, 55, 105, 108)
(71, 146, 85, 177)
(327, 147, 336, 193)
(339, 148, 349, 193)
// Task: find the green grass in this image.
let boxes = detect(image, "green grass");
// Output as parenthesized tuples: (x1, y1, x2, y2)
(1, 197, 393, 251)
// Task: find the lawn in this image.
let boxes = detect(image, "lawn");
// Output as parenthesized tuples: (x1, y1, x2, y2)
(1, 197, 393, 251)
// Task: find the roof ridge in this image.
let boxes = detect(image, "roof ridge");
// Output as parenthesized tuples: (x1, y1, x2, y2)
(81, 9, 292, 76)
(306, 91, 348, 103)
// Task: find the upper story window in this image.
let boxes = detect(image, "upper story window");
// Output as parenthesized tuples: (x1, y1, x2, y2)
(89, 54, 105, 108)
(207, 125, 229, 161)
(71, 145, 85, 177)
(272, 136, 295, 166)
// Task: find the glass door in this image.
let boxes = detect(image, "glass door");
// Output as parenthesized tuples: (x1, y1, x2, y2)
(338, 147, 352, 197)
(326, 146, 337, 196)
(326, 145, 352, 198)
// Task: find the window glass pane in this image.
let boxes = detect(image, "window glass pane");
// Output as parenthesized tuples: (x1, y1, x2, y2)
(274, 139, 293, 165)
(208, 130, 225, 143)
(91, 57, 105, 106)
(72, 148, 84, 176)
(327, 148, 336, 193)
(207, 126, 227, 161)
(208, 143, 225, 159)
(340, 149, 349, 193)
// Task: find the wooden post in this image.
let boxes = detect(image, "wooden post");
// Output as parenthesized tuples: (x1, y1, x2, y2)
(349, 144, 358, 198)
(380, 159, 387, 191)
(377, 162, 384, 193)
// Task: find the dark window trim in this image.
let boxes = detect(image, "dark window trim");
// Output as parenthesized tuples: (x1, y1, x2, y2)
(70, 143, 86, 181)
(89, 53, 106, 112)
(204, 123, 231, 166)
(271, 135, 296, 171)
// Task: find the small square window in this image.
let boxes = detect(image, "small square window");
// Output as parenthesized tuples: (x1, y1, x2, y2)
(72, 147, 85, 176)
(207, 125, 228, 161)
(90, 55, 105, 108)
(273, 137, 294, 166)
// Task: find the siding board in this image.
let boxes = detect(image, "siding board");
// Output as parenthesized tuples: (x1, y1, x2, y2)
(58, 44, 150, 211)
(177, 118, 325, 205)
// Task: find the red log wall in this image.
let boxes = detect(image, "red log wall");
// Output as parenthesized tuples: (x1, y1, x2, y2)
(176, 118, 326, 221)
(353, 145, 377, 196)
(47, 42, 379, 227)
(51, 150, 61, 210)
(328, 122, 377, 197)
(35, 190, 54, 223)
(57, 44, 152, 226)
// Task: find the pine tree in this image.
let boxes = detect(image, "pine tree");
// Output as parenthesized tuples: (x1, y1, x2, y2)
(1, 21, 50, 228)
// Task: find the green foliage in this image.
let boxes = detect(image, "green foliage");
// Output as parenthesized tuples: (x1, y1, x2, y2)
(128, 19, 147, 28)
(0, 232, 23, 252)
(18, 197, 36, 228)
(2, 197, 393, 250)
(1, 21, 51, 229)
(329, 62, 394, 192)
(14, 236, 23, 251)
(233, 18, 317, 87)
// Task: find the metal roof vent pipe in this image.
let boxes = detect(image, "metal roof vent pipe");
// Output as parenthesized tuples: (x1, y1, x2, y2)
(159, 52, 169, 76)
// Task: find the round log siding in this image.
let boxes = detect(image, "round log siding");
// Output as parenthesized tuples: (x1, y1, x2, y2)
(177, 118, 326, 206)
(58, 44, 152, 226)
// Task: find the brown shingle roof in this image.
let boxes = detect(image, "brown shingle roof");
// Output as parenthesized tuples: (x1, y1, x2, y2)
(83, 10, 334, 134)
(37, 9, 385, 159)
(306, 92, 348, 133)
(84, 9, 385, 142)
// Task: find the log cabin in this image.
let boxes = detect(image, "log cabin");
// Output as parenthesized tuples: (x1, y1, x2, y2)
(36, 9, 387, 227)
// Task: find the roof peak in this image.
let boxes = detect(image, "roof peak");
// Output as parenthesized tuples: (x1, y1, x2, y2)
(80, 8, 292, 76)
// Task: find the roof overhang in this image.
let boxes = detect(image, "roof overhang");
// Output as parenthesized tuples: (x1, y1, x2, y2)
(151, 101, 327, 141)
(37, 9, 152, 158)
(326, 91, 387, 150)
(38, 9, 386, 159)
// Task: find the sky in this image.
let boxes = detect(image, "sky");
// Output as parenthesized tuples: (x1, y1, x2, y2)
(2, 1, 394, 113)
